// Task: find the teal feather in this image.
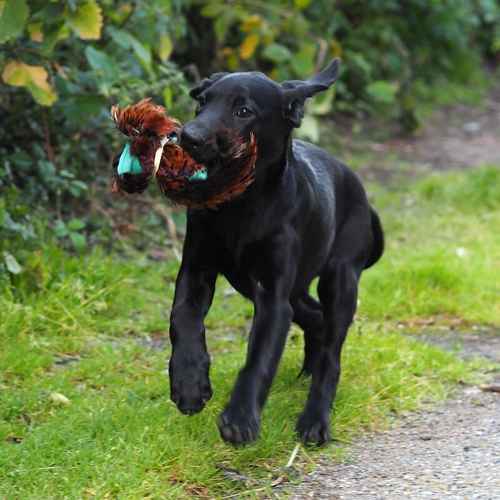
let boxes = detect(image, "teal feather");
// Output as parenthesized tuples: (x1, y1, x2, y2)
(188, 168, 208, 182)
(117, 143, 143, 175)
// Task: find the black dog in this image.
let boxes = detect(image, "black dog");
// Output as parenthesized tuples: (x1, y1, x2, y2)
(169, 58, 384, 445)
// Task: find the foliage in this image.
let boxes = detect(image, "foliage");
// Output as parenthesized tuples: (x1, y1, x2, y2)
(0, 0, 499, 260)
(0, 0, 193, 263)
(193, 0, 500, 125)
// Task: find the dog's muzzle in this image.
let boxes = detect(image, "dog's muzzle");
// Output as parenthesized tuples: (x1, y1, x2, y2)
(180, 122, 218, 163)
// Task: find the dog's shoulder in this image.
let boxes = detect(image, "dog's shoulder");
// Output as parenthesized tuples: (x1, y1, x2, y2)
(292, 139, 347, 170)
(291, 138, 349, 185)
(291, 139, 368, 204)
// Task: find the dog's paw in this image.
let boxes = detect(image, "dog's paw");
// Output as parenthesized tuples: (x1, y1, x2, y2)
(217, 406, 260, 445)
(296, 409, 331, 446)
(169, 350, 212, 415)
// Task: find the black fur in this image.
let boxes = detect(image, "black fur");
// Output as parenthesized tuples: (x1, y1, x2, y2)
(168, 59, 384, 445)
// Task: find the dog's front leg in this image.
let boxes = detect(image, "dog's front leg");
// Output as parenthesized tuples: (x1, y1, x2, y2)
(169, 234, 217, 415)
(218, 236, 296, 444)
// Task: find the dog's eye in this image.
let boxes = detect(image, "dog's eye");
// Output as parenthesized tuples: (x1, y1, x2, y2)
(235, 106, 253, 118)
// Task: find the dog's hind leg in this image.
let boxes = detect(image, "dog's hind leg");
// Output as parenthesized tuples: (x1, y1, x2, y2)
(296, 204, 375, 445)
(292, 294, 324, 377)
(296, 259, 362, 445)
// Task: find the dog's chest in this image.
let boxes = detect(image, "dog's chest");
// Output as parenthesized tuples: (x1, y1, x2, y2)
(216, 213, 265, 260)
(203, 204, 276, 271)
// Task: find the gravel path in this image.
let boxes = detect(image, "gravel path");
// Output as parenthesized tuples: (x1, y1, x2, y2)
(290, 388, 500, 499)
(287, 331, 500, 500)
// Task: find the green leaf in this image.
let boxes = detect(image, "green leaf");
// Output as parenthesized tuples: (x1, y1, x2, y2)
(85, 46, 118, 84)
(366, 80, 399, 104)
(54, 220, 68, 238)
(108, 28, 151, 70)
(201, 4, 226, 17)
(310, 87, 335, 116)
(67, 0, 103, 40)
(262, 43, 292, 63)
(70, 232, 87, 250)
(108, 27, 135, 48)
(38, 23, 66, 56)
(163, 86, 173, 108)
(130, 38, 151, 70)
(291, 43, 316, 77)
(62, 95, 106, 123)
(67, 218, 85, 231)
(294, 0, 312, 8)
(69, 181, 88, 197)
(214, 13, 233, 42)
(0, 0, 29, 43)
(3, 251, 22, 275)
(158, 34, 173, 61)
(85, 46, 111, 71)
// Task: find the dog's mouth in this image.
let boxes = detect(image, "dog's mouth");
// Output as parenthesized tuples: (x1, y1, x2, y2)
(111, 99, 257, 207)
(182, 132, 251, 178)
(155, 132, 257, 207)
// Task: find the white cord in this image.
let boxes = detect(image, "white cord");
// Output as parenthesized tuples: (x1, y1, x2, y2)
(153, 136, 169, 176)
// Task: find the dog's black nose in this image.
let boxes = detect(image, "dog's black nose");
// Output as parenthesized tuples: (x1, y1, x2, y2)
(181, 122, 218, 161)
(181, 123, 205, 151)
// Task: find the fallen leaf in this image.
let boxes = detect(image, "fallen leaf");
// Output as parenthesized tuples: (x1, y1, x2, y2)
(49, 392, 71, 405)
(6, 435, 23, 444)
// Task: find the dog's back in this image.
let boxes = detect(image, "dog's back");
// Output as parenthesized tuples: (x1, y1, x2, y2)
(291, 139, 384, 279)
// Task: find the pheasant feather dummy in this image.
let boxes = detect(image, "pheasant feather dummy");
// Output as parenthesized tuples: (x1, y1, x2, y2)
(111, 99, 257, 208)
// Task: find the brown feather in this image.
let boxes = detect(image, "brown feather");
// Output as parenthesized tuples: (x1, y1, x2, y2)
(110, 99, 257, 208)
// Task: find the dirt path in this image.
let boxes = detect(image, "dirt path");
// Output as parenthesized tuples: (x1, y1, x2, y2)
(286, 330, 500, 500)
(378, 85, 500, 168)
(333, 82, 500, 184)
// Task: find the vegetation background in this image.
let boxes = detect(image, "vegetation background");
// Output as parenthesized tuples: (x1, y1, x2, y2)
(1, 0, 500, 262)
(1, 1, 499, 497)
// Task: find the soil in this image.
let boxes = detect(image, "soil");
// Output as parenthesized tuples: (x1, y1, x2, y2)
(331, 82, 500, 184)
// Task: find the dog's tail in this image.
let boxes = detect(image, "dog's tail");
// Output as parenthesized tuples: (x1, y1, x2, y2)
(364, 207, 384, 269)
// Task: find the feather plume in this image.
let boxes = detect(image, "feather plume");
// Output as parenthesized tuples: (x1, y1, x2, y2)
(111, 99, 257, 208)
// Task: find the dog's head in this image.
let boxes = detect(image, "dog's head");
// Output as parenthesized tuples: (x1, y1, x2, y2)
(181, 59, 340, 171)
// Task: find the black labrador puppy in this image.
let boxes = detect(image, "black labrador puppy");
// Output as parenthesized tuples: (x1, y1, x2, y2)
(169, 58, 384, 445)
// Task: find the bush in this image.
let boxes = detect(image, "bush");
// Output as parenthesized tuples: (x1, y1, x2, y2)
(0, 0, 499, 266)
(0, 0, 192, 208)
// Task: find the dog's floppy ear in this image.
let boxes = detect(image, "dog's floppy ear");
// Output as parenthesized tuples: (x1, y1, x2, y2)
(281, 58, 340, 127)
(189, 72, 229, 99)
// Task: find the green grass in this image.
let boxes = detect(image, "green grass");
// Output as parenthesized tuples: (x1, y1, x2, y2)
(1, 166, 498, 498)
(361, 165, 500, 325)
